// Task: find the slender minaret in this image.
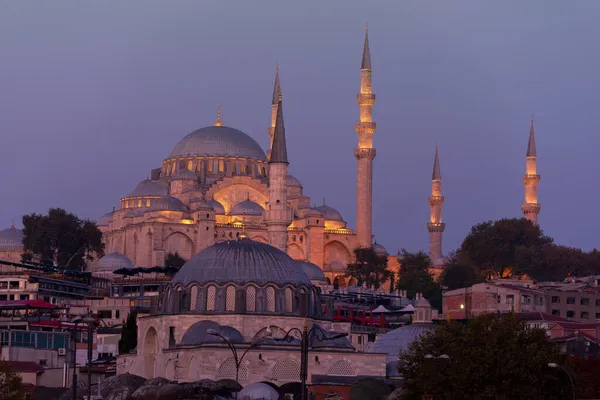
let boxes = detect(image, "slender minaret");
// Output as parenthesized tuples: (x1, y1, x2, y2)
(264, 99, 293, 251)
(267, 65, 282, 160)
(355, 26, 376, 248)
(427, 144, 445, 267)
(522, 115, 541, 224)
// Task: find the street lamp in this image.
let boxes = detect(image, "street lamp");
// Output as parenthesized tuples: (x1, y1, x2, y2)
(206, 328, 264, 399)
(548, 363, 575, 400)
(274, 321, 348, 400)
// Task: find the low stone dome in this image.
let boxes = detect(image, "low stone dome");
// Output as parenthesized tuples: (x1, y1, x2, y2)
(171, 238, 311, 287)
(230, 199, 264, 216)
(96, 212, 113, 227)
(96, 252, 134, 273)
(298, 261, 326, 282)
(180, 320, 243, 346)
(316, 204, 344, 222)
(238, 382, 279, 400)
(146, 196, 189, 212)
(0, 227, 23, 249)
(206, 200, 225, 215)
(373, 242, 388, 257)
(287, 175, 303, 188)
(190, 198, 215, 211)
(127, 180, 168, 198)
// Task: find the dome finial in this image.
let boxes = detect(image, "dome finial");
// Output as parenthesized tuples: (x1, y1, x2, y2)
(322, 197, 326, 206)
(214, 105, 223, 127)
(239, 212, 249, 239)
(10, 219, 14, 229)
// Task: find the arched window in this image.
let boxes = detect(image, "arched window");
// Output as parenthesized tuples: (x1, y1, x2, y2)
(145, 199, 151, 207)
(327, 360, 357, 377)
(269, 358, 300, 382)
(217, 358, 248, 381)
(190, 286, 198, 311)
(206, 285, 216, 311)
(226, 286, 236, 311)
(246, 286, 256, 312)
(266, 287, 275, 312)
(285, 288, 293, 313)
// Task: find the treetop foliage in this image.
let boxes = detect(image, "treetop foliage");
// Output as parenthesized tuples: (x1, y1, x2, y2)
(345, 246, 391, 289)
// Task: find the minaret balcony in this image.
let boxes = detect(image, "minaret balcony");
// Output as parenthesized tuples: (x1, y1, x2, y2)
(522, 174, 540, 184)
(427, 222, 446, 232)
(521, 203, 541, 214)
(428, 196, 444, 206)
(355, 122, 376, 135)
(356, 93, 376, 105)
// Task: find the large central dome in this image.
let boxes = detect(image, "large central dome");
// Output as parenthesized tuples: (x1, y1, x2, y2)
(168, 125, 267, 161)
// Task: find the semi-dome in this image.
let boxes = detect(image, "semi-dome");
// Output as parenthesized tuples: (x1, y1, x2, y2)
(0, 227, 23, 249)
(126, 180, 168, 198)
(190, 198, 215, 211)
(206, 199, 225, 215)
(230, 199, 264, 216)
(146, 196, 189, 212)
(168, 126, 267, 161)
(287, 175, 303, 188)
(180, 320, 243, 346)
(96, 252, 134, 273)
(316, 204, 344, 222)
(238, 382, 279, 400)
(171, 238, 311, 287)
(96, 212, 113, 227)
(298, 261, 326, 282)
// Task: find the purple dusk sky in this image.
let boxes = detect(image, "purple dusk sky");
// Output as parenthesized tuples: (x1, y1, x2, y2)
(1, 2, 599, 254)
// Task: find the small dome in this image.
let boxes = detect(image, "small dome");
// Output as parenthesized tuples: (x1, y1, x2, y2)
(126, 180, 168, 198)
(230, 199, 264, 216)
(180, 320, 243, 346)
(298, 261, 326, 282)
(171, 238, 311, 287)
(324, 260, 346, 273)
(96, 212, 113, 227)
(0, 227, 23, 250)
(96, 252, 134, 273)
(287, 175, 303, 188)
(306, 208, 323, 217)
(316, 204, 344, 222)
(190, 198, 215, 211)
(168, 126, 267, 161)
(171, 168, 197, 181)
(373, 242, 388, 257)
(367, 324, 434, 366)
(146, 196, 189, 212)
(238, 382, 279, 400)
(206, 200, 225, 215)
(414, 297, 432, 307)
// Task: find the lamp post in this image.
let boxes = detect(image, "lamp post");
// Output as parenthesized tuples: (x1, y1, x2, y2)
(275, 321, 348, 400)
(206, 329, 264, 399)
(548, 362, 575, 400)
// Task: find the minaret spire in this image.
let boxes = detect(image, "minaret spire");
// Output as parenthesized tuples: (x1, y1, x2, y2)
(522, 115, 541, 224)
(214, 105, 223, 127)
(355, 25, 376, 248)
(267, 64, 282, 160)
(264, 98, 292, 252)
(428, 144, 445, 267)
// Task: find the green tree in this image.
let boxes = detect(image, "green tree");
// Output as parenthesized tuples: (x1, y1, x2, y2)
(459, 218, 553, 279)
(398, 313, 573, 400)
(164, 252, 186, 269)
(0, 362, 32, 400)
(345, 247, 391, 289)
(440, 251, 483, 290)
(396, 250, 442, 310)
(118, 311, 138, 355)
(21, 208, 105, 270)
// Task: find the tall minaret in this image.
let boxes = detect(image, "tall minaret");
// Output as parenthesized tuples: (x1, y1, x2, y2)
(355, 26, 376, 248)
(521, 115, 541, 224)
(264, 99, 293, 252)
(267, 65, 282, 160)
(427, 144, 445, 267)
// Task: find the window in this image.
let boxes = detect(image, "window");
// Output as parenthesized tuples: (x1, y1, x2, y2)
(9, 281, 18, 289)
(190, 286, 198, 311)
(115, 310, 120, 319)
(551, 296, 560, 304)
(567, 310, 575, 318)
(581, 311, 590, 319)
(506, 295, 514, 305)
(358, 336, 363, 345)
(521, 295, 531, 305)
(567, 297, 575, 305)
(226, 286, 236, 311)
(97, 310, 112, 319)
(145, 199, 150, 207)
(285, 288, 293, 313)
(596, 313, 600, 320)
(551, 309, 560, 316)
(207, 286, 216, 311)
(169, 327, 176, 348)
(218, 159, 224, 173)
(19, 294, 29, 300)
(581, 298, 590, 306)
(246, 287, 256, 312)
(596, 299, 600, 307)
(267, 287, 276, 312)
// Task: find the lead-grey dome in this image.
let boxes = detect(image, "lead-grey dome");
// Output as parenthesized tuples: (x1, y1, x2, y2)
(168, 126, 267, 161)
(230, 199, 264, 216)
(171, 238, 311, 287)
(127, 180, 168, 198)
(0, 227, 23, 249)
(96, 212, 113, 227)
(206, 199, 225, 215)
(96, 252, 134, 273)
(298, 261, 326, 282)
(287, 175, 303, 188)
(238, 382, 279, 400)
(373, 242, 388, 257)
(180, 320, 243, 346)
(316, 204, 344, 222)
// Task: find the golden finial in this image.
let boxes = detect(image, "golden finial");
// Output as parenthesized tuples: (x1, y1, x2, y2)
(214, 105, 223, 127)
(10, 219, 14, 229)
(303, 318, 308, 331)
(366, 23, 368, 32)
(239, 212, 249, 239)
